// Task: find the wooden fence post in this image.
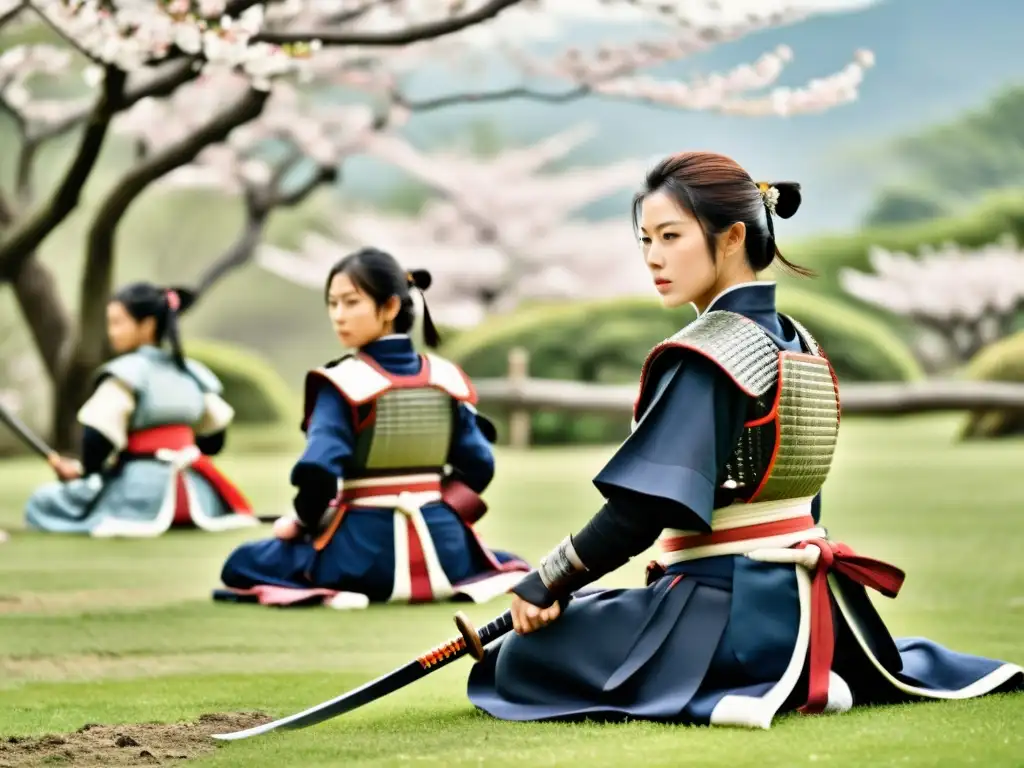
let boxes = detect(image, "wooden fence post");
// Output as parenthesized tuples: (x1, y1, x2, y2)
(507, 347, 530, 448)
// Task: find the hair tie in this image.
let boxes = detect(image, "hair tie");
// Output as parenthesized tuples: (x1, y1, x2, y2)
(166, 290, 180, 311)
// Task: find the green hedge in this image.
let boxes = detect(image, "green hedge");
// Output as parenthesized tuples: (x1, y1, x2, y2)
(780, 191, 1024, 298)
(444, 290, 923, 445)
(958, 331, 1024, 440)
(186, 338, 298, 425)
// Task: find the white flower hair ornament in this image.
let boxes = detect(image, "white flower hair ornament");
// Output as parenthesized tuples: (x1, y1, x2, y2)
(758, 182, 780, 214)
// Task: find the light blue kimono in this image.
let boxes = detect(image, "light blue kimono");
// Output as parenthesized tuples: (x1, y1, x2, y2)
(24, 345, 255, 536)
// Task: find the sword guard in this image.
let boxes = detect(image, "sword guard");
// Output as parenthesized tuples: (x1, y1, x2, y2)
(454, 611, 485, 661)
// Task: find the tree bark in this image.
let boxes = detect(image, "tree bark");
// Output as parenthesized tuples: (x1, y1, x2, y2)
(10, 255, 72, 381)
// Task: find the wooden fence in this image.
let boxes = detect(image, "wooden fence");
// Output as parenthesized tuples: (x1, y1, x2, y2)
(479, 348, 1024, 447)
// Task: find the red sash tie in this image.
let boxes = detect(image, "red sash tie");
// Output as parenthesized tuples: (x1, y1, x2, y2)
(125, 425, 253, 524)
(794, 538, 906, 713)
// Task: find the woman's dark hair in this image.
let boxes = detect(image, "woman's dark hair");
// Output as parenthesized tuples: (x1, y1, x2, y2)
(110, 282, 196, 370)
(324, 246, 440, 348)
(631, 151, 813, 277)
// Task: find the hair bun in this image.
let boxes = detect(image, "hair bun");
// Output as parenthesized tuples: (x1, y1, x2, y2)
(165, 285, 197, 314)
(408, 269, 432, 292)
(769, 181, 802, 219)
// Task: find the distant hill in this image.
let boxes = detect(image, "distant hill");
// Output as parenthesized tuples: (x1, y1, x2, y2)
(862, 85, 1024, 226)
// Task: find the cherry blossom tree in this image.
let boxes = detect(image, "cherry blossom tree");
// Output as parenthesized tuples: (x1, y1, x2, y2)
(257, 124, 655, 327)
(838, 235, 1024, 369)
(0, 0, 878, 447)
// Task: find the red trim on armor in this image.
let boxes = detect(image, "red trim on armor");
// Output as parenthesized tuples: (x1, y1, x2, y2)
(659, 515, 816, 552)
(634, 318, 764, 420)
(794, 538, 904, 714)
(747, 351, 832, 503)
(125, 425, 254, 518)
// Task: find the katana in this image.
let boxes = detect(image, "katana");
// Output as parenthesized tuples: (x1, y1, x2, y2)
(0, 400, 57, 461)
(211, 609, 512, 741)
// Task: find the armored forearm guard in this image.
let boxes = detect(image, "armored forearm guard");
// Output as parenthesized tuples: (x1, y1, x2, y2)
(512, 536, 591, 608)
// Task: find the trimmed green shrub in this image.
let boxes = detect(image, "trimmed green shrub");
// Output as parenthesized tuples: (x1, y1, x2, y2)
(958, 331, 1024, 440)
(780, 191, 1024, 299)
(186, 338, 298, 425)
(444, 289, 923, 445)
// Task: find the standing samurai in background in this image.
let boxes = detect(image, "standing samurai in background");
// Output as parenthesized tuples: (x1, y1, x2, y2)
(25, 282, 257, 537)
(217, 247, 529, 609)
(466, 152, 1022, 727)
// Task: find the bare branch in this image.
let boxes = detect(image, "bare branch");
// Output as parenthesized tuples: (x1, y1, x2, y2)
(0, 66, 126, 281)
(396, 84, 589, 112)
(270, 164, 337, 207)
(253, 0, 524, 46)
(192, 212, 268, 297)
(194, 160, 338, 297)
(0, 189, 14, 227)
(0, 0, 25, 29)
(30, 58, 197, 144)
(76, 86, 269, 355)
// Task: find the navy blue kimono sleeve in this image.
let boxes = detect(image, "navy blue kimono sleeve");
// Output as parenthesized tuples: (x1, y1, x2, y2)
(290, 385, 354, 529)
(446, 403, 495, 494)
(592, 354, 748, 533)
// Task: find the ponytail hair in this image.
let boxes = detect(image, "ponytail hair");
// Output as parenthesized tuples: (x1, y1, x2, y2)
(405, 268, 441, 349)
(111, 282, 196, 371)
(324, 248, 442, 349)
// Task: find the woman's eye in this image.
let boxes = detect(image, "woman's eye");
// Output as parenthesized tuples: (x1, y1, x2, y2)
(662, 232, 678, 241)
(639, 236, 652, 245)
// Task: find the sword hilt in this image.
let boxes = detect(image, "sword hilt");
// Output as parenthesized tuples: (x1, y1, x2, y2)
(454, 609, 512, 661)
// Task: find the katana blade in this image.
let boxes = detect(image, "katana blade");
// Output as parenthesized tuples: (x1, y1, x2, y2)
(211, 610, 512, 741)
(0, 401, 54, 460)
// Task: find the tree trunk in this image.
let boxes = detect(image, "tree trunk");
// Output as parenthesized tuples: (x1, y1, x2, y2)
(55, 236, 115, 452)
(10, 255, 72, 381)
(52, 353, 95, 452)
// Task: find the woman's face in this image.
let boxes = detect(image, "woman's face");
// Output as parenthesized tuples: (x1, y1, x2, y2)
(106, 301, 153, 354)
(638, 190, 721, 311)
(326, 272, 399, 350)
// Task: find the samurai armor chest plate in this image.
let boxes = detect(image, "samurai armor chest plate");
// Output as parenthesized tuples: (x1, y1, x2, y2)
(305, 352, 477, 475)
(353, 387, 454, 471)
(638, 310, 841, 504)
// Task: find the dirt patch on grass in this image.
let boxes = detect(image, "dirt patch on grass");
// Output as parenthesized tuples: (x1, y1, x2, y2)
(0, 711, 271, 767)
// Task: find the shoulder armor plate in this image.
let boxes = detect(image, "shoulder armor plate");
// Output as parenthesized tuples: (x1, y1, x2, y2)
(304, 353, 477, 417)
(184, 358, 222, 394)
(781, 313, 823, 357)
(97, 352, 152, 392)
(424, 353, 477, 404)
(640, 311, 781, 401)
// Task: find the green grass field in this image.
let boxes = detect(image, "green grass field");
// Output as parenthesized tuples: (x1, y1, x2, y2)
(1, 416, 1022, 767)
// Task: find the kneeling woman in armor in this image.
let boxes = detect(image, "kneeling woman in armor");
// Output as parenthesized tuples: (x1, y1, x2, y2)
(25, 282, 256, 537)
(217, 247, 528, 608)
(466, 152, 1021, 727)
